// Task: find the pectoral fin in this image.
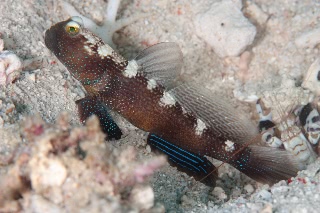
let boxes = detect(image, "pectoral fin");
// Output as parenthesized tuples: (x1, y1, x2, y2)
(76, 97, 122, 140)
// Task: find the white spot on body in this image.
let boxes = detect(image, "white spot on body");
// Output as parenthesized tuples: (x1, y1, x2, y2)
(224, 140, 235, 152)
(123, 60, 139, 78)
(83, 45, 94, 55)
(83, 33, 100, 46)
(97, 45, 113, 58)
(195, 118, 207, 136)
(181, 106, 188, 115)
(159, 91, 176, 107)
(147, 79, 157, 90)
(81, 30, 126, 64)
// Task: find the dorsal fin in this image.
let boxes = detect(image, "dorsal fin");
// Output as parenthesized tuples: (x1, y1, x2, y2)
(135, 42, 183, 88)
(170, 83, 259, 144)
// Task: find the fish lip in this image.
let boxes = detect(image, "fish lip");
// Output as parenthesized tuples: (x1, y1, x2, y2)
(44, 27, 59, 56)
(44, 28, 52, 49)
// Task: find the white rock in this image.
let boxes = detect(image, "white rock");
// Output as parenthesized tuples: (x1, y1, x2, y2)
(295, 28, 320, 48)
(129, 185, 154, 210)
(211, 187, 227, 200)
(302, 58, 320, 96)
(30, 157, 67, 191)
(244, 184, 254, 194)
(194, 0, 256, 57)
(29, 194, 63, 213)
(256, 189, 272, 201)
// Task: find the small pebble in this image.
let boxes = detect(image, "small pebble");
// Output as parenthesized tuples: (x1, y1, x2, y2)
(256, 189, 272, 201)
(244, 184, 254, 194)
(146, 145, 151, 153)
(211, 187, 227, 200)
(129, 185, 154, 210)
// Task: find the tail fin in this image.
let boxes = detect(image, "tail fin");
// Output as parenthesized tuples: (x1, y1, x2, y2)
(231, 146, 305, 184)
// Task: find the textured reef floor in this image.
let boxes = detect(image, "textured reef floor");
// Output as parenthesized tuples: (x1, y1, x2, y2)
(1, 0, 320, 212)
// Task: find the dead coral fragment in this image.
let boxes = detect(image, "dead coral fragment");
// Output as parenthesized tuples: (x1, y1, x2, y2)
(0, 114, 166, 212)
(0, 36, 22, 86)
(0, 50, 22, 86)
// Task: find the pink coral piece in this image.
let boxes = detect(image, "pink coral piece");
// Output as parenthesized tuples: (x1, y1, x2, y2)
(133, 156, 167, 183)
(0, 50, 22, 86)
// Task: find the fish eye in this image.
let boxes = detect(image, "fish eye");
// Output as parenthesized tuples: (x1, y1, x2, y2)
(65, 21, 80, 36)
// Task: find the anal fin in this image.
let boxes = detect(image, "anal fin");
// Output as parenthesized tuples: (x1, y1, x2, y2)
(147, 133, 217, 187)
(76, 97, 122, 140)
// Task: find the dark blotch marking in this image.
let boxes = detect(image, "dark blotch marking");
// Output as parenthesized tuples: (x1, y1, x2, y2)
(299, 103, 313, 127)
(258, 120, 275, 132)
(312, 116, 320, 123)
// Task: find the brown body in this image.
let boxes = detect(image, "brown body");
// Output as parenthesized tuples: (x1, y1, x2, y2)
(45, 17, 301, 184)
(98, 72, 247, 165)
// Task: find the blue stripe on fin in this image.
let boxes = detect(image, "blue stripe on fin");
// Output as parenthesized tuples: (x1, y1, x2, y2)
(151, 134, 205, 163)
(149, 138, 201, 172)
(147, 133, 217, 187)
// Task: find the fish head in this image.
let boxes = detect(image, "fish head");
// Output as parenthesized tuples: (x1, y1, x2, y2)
(45, 17, 127, 93)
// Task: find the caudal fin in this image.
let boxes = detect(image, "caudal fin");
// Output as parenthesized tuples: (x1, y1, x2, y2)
(231, 146, 305, 184)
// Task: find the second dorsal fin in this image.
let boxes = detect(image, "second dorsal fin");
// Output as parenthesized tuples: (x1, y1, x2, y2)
(135, 42, 183, 88)
(169, 83, 259, 144)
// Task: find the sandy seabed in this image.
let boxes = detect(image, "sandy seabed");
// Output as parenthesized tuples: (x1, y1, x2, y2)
(0, 0, 320, 212)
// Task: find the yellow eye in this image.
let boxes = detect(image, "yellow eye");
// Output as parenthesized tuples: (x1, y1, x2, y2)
(65, 21, 80, 36)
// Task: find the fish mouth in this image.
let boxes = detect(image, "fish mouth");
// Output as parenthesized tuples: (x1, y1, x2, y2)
(44, 25, 61, 57)
(44, 27, 54, 49)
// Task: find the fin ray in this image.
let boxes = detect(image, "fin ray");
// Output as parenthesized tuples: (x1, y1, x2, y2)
(170, 83, 258, 144)
(233, 146, 304, 184)
(135, 42, 183, 88)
